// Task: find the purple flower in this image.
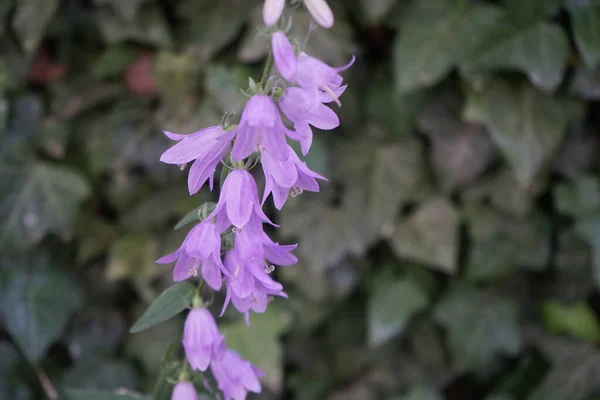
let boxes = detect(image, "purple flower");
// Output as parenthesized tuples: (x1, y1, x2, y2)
(263, 0, 285, 26)
(231, 95, 291, 162)
(211, 349, 264, 400)
(279, 87, 340, 154)
(272, 32, 296, 82)
(204, 169, 275, 229)
(262, 144, 327, 209)
(303, 0, 334, 28)
(220, 250, 287, 318)
(262, 233, 298, 266)
(156, 221, 225, 290)
(183, 308, 225, 371)
(160, 127, 235, 194)
(171, 381, 198, 400)
(295, 53, 355, 105)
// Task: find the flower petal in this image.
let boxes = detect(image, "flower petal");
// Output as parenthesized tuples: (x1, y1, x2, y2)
(303, 0, 334, 28)
(263, 0, 285, 25)
(272, 32, 297, 82)
(231, 125, 259, 161)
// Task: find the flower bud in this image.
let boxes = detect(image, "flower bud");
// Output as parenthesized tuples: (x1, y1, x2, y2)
(304, 0, 334, 28)
(263, 0, 285, 26)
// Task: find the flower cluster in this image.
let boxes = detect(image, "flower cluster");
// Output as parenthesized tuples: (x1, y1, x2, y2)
(160, 1, 352, 399)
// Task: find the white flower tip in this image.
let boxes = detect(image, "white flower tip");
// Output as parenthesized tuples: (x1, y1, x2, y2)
(304, 0, 334, 28)
(263, 0, 285, 26)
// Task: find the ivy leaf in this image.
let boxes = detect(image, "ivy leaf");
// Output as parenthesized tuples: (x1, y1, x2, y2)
(528, 335, 600, 400)
(460, 18, 569, 92)
(130, 283, 197, 334)
(434, 284, 523, 372)
(106, 233, 158, 281)
(418, 92, 496, 192)
(393, 0, 501, 93)
(567, 1, 600, 68)
(12, 0, 59, 55)
(67, 389, 148, 400)
(0, 162, 90, 252)
(543, 301, 600, 342)
(464, 79, 567, 188)
(368, 277, 430, 346)
(390, 198, 459, 274)
(1, 269, 82, 362)
(554, 175, 600, 218)
(221, 307, 291, 391)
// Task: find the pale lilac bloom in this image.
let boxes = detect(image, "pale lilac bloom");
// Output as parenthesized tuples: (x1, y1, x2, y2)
(156, 221, 225, 290)
(231, 95, 291, 162)
(171, 381, 198, 400)
(263, 0, 285, 26)
(272, 31, 296, 82)
(295, 53, 355, 105)
(262, 144, 326, 209)
(303, 0, 334, 28)
(220, 250, 287, 319)
(211, 349, 264, 400)
(233, 214, 265, 261)
(262, 233, 298, 266)
(203, 169, 275, 230)
(279, 87, 340, 154)
(160, 127, 235, 194)
(183, 308, 225, 371)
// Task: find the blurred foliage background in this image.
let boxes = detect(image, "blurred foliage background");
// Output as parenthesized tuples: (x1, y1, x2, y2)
(2, 0, 600, 399)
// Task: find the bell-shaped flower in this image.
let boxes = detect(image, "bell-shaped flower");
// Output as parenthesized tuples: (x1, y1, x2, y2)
(231, 95, 291, 162)
(210, 349, 264, 400)
(261, 144, 326, 209)
(160, 127, 235, 194)
(295, 53, 355, 105)
(171, 381, 198, 400)
(183, 308, 225, 371)
(263, 0, 285, 26)
(220, 251, 287, 319)
(156, 221, 225, 290)
(272, 31, 296, 82)
(203, 169, 275, 230)
(262, 233, 298, 266)
(279, 87, 340, 154)
(303, 0, 334, 28)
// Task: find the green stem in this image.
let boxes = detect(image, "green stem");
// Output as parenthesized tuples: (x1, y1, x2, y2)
(259, 51, 274, 90)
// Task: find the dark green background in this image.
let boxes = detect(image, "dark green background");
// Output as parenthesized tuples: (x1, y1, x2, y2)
(2, 0, 600, 399)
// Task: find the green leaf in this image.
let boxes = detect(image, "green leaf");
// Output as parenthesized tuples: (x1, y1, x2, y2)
(221, 307, 291, 391)
(95, 4, 172, 47)
(464, 79, 567, 188)
(151, 361, 180, 400)
(418, 91, 496, 192)
(0, 161, 90, 252)
(434, 284, 522, 373)
(543, 301, 600, 342)
(570, 66, 600, 100)
(95, 0, 150, 21)
(368, 277, 430, 346)
(91, 45, 140, 80)
(460, 18, 569, 92)
(528, 335, 600, 400)
(1, 269, 82, 362)
(554, 175, 600, 218)
(62, 356, 139, 392)
(567, 1, 600, 68)
(390, 197, 459, 274)
(106, 233, 158, 281)
(67, 389, 148, 400)
(130, 282, 196, 334)
(173, 206, 202, 230)
(12, 0, 59, 55)
(393, 0, 501, 93)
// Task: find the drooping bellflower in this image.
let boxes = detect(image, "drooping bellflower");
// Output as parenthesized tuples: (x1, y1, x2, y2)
(261, 144, 326, 209)
(211, 349, 264, 400)
(160, 127, 235, 194)
(156, 221, 225, 290)
(183, 308, 225, 371)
